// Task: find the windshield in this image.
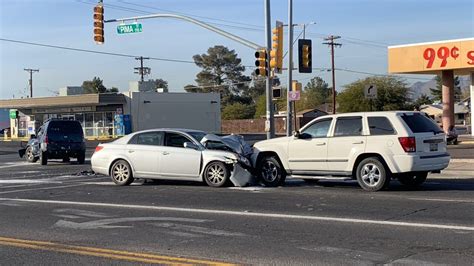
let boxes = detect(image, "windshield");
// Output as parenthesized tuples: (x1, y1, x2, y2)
(186, 131, 207, 142)
(400, 113, 443, 134)
(47, 121, 84, 142)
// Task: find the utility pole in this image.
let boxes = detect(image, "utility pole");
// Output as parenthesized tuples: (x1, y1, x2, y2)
(323, 35, 342, 114)
(134, 56, 150, 82)
(24, 68, 39, 98)
(265, 0, 274, 139)
(286, 0, 293, 136)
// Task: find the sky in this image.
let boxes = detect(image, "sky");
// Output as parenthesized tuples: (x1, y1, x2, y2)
(0, 0, 473, 99)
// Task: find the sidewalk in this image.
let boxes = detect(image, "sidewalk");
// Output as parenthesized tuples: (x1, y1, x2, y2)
(433, 160, 474, 179)
(459, 134, 474, 145)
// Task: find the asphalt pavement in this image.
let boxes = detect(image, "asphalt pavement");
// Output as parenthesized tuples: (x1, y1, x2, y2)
(0, 141, 473, 265)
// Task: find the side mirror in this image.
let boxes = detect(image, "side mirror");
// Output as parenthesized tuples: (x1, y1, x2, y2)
(184, 142, 199, 150)
(293, 131, 300, 139)
(30, 134, 36, 139)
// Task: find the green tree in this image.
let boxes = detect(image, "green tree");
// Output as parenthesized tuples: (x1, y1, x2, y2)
(429, 75, 462, 102)
(82, 77, 106, 94)
(412, 93, 432, 110)
(222, 103, 256, 120)
(150, 78, 168, 90)
(109, 87, 119, 93)
(185, 45, 251, 106)
(337, 76, 411, 113)
(301, 77, 330, 110)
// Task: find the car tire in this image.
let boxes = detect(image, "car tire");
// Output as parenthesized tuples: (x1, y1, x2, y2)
(258, 156, 286, 187)
(203, 161, 229, 187)
(110, 160, 134, 186)
(40, 151, 48, 165)
(356, 157, 390, 192)
(26, 147, 38, 163)
(398, 172, 428, 188)
(77, 152, 86, 165)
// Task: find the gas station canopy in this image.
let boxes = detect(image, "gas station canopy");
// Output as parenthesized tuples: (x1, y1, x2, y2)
(388, 38, 474, 75)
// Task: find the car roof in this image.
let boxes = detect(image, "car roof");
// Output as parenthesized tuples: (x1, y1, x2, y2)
(131, 128, 206, 134)
(318, 111, 418, 118)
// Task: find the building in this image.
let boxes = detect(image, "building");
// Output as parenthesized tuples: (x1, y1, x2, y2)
(420, 102, 470, 126)
(0, 87, 221, 140)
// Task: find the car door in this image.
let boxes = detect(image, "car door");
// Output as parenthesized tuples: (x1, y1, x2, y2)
(327, 116, 367, 173)
(158, 132, 202, 179)
(126, 131, 164, 177)
(288, 118, 333, 174)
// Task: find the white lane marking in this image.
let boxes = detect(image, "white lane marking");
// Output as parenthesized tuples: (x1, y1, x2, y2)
(0, 180, 63, 184)
(152, 222, 246, 237)
(0, 184, 86, 194)
(407, 197, 474, 203)
(0, 162, 32, 169)
(1, 198, 473, 232)
(54, 217, 210, 229)
(53, 208, 111, 218)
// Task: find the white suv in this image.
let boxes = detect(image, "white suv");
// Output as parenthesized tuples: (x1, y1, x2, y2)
(252, 111, 450, 191)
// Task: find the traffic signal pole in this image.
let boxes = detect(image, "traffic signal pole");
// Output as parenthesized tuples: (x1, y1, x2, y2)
(286, 0, 293, 136)
(265, 0, 275, 139)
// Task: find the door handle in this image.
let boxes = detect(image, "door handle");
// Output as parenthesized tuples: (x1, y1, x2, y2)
(162, 151, 170, 155)
(128, 150, 135, 153)
(315, 142, 326, 146)
(352, 141, 364, 144)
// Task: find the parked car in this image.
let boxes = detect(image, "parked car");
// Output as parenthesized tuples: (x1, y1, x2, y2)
(19, 119, 86, 165)
(91, 129, 253, 187)
(252, 111, 450, 191)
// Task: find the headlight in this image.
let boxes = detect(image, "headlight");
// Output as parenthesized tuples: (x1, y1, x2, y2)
(224, 156, 238, 164)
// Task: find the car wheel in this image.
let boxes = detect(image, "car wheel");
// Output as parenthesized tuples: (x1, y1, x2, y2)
(356, 157, 390, 192)
(203, 161, 229, 187)
(398, 172, 428, 188)
(77, 152, 85, 165)
(40, 151, 48, 165)
(110, 160, 134, 186)
(258, 156, 286, 187)
(26, 147, 38, 163)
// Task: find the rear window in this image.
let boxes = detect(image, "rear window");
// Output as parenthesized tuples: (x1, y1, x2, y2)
(368, 117, 395, 135)
(400, 113, 443, 134)
(47, 121, 84, 142)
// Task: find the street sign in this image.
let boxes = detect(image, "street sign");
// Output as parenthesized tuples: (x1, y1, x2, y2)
(117, 23, 143, 34)
(288, 91, 301, 101)
(364, 85, 377, 99)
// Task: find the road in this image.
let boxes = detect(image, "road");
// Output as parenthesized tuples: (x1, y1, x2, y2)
(0, 147, 473, 265)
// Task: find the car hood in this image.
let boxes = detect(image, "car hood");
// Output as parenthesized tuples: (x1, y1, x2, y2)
(200, 134, 253, 157)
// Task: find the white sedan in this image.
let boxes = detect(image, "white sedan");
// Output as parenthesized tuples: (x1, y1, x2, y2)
(91, 128, 252, 187)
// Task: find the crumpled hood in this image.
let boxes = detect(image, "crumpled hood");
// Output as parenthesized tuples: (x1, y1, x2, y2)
(200, 134, 253, 157)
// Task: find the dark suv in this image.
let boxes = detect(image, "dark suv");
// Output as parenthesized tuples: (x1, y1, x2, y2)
(21, 119, 86, 165)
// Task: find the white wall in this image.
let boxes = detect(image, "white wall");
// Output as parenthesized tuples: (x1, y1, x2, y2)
(129, 92, 221, 133)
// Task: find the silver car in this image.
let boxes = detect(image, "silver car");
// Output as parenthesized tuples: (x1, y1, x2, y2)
(91, 128, 252, 187)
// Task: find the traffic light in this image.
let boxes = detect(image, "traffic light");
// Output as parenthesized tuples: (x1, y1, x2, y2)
(254, 49, 268, 77)
(270, 22, 283, 73)
(93, 4, 104, 44)
(298, 39, 312, 73)
(292, 81, 302, 92)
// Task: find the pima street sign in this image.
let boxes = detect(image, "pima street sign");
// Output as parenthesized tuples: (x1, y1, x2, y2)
(117, 23, 143, 34)
(364, 85, 377, 99)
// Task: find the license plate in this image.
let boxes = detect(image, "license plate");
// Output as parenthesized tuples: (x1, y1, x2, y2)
(430, 143, 438, 151)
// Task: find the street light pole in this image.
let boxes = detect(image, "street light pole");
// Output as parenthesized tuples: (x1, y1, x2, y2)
(265, 0, 274, 139)
(286, 0, 293, 136)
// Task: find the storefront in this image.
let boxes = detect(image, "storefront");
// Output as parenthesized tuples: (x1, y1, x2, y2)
(0, 94, 127, 140)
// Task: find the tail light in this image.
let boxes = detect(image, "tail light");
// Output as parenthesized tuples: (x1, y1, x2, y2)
(44, 135, 49, 144)
(94, 145, 104, 153)
(398, 137, 416, 152)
